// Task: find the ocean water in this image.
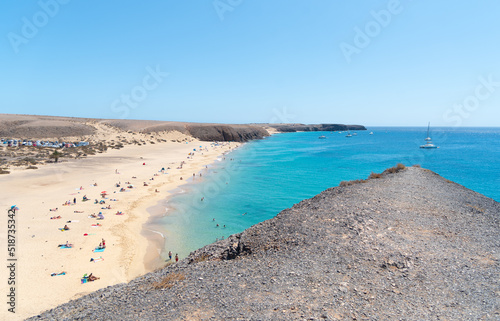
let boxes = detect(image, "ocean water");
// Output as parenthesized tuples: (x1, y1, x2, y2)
(151, 127, 500, 258)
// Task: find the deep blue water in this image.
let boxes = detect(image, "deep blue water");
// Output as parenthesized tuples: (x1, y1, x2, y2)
(153, 127, 500, 258)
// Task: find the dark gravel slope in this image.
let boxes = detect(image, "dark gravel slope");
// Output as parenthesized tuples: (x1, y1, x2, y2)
(29, 167, 500, 320)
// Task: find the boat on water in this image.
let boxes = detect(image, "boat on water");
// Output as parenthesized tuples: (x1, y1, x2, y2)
(318, 135, 326, 139)
(369, 132, 373, 135)
(420, 123, 438, 149)
(345, 131, 352, 137)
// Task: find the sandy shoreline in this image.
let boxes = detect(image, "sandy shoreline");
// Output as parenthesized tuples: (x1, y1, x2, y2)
(0, 134, 240, 320)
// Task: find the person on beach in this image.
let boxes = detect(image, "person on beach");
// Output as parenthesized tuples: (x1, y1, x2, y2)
(63, 225, 70, 230)
(175, 254, 178, 262)
(88, 273, 99, 281)
(102, 238, 106, 248)
(168, 251, 172, 260)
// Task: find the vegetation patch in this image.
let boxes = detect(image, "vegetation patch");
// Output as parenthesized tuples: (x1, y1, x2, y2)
(152, 273, 185, 289)
(384, 163, 406, 174)
(368, 172, 382, 179)
(339, 179, 367, 187)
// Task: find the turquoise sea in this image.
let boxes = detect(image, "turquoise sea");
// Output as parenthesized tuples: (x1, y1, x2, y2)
(150, 127, 500, 259)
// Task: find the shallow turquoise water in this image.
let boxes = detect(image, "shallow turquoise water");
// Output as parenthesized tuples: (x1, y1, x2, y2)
(153, 127, 500, 258)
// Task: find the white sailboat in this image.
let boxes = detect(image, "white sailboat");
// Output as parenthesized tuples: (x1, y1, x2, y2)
(420, 123, 438, 149)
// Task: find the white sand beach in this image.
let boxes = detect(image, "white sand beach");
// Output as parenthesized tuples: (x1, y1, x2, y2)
(0, 131, 239, 320)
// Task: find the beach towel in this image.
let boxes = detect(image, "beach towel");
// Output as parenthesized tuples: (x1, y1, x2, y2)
(51, 272, 66, 276)
(93, 248, 105, 253)
(90, 256, 104, 263)
(91, 224, 102, 227)
(59, 245, 72, 249)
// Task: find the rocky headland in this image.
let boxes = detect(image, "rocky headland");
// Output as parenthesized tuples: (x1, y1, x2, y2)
(265, 123, 366, 133)
(28, 166, 499, 320)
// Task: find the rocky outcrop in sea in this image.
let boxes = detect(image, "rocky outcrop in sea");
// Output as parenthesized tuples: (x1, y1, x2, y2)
(267, 123, 366, 132)
(29, 166, 499, 320)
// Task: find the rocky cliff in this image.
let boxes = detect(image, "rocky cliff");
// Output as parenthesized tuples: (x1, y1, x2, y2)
(29, 166, 500, 320)
(186, 124, 270, 142)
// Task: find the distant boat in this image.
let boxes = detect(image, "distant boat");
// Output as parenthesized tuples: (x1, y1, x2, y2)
(352, 132, 357, 136)
(318, 135, 326, 139)
(369, 132, 373, 135)
(345, 131, 352, 138)
(420, 123, 438, 149)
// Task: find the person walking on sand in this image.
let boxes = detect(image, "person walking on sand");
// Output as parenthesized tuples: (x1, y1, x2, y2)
(73, 197, 76, 204)
(175, 253, 179, 262)
(168, 251, 172, 260)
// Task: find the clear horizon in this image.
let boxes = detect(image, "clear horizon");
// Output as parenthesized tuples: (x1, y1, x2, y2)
(1, 1, 499, 127)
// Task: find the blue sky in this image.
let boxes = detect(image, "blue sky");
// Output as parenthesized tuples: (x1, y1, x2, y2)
(1, 0, 499, 126)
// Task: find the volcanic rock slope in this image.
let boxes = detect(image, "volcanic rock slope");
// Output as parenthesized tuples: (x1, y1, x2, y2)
(30, 167, 499, 320)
